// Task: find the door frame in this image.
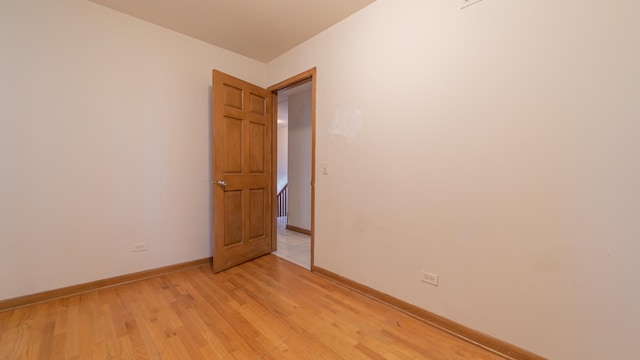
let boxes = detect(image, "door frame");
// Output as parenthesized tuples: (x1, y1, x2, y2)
(268, 68, 316, 268)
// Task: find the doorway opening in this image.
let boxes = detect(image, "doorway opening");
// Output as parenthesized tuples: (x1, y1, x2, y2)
(268, 69, 316, 270)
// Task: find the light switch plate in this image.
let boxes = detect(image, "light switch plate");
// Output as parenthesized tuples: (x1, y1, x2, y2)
(461, 0, 483, 9)
(322, 161, 329, 175)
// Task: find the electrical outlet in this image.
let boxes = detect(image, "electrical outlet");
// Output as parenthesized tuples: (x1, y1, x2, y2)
(131, 242, 147, 252)
(421, 272, 439, 286)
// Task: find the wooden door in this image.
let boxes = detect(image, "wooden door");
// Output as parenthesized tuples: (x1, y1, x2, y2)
(212, 70, 272, 273)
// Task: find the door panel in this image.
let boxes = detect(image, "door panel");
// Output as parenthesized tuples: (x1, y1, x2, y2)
(224, 116, 243, 173)
(223, 84, 243, 109)
(223, 190, 242, 247)
(249, 189, 265, 239)
(249, 93, 266, 115)
(249, 122, 265, 173)
(213, 70, 272, 273)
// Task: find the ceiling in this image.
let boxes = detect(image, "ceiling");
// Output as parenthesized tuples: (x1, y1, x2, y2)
(89, 0, 375, 63)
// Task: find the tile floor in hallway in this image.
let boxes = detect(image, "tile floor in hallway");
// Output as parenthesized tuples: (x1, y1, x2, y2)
(272, 217, 311, 270)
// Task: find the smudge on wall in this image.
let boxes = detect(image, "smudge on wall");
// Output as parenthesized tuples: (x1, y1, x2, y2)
(329, 106, 363, 142)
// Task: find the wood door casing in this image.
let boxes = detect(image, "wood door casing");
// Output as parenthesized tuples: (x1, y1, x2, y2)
(268, 68, 316, 266)
(213, 70, 272, 273)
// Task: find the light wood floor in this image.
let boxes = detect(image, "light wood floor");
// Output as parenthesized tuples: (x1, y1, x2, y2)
(0, 255, 503, 359)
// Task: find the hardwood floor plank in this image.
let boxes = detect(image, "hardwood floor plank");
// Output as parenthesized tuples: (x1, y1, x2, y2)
(64, 297, 80, 358)
(0, 255, 504, 359)
(172, 271, 260, 359)
(34, 319, 55, 359)
(78, 293, 98, 358)
(50, 332, 66, 360)
(0, 323, 18, 358)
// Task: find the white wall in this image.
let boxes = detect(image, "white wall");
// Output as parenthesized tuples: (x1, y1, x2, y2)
(267, 1, 640, 359)
(0, 0, 265, 301)
(286, 90, 312, 230)
(276, 102, 289, 193)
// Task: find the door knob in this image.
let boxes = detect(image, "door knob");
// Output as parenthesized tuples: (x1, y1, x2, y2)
(217, 180, 227, 187)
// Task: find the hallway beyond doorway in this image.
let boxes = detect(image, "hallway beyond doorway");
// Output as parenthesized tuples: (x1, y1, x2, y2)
(272, 217, 311, 269)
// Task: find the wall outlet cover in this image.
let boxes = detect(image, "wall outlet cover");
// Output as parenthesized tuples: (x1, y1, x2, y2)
(131, 242, 147, 252)
(422, 272, 439, 286)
